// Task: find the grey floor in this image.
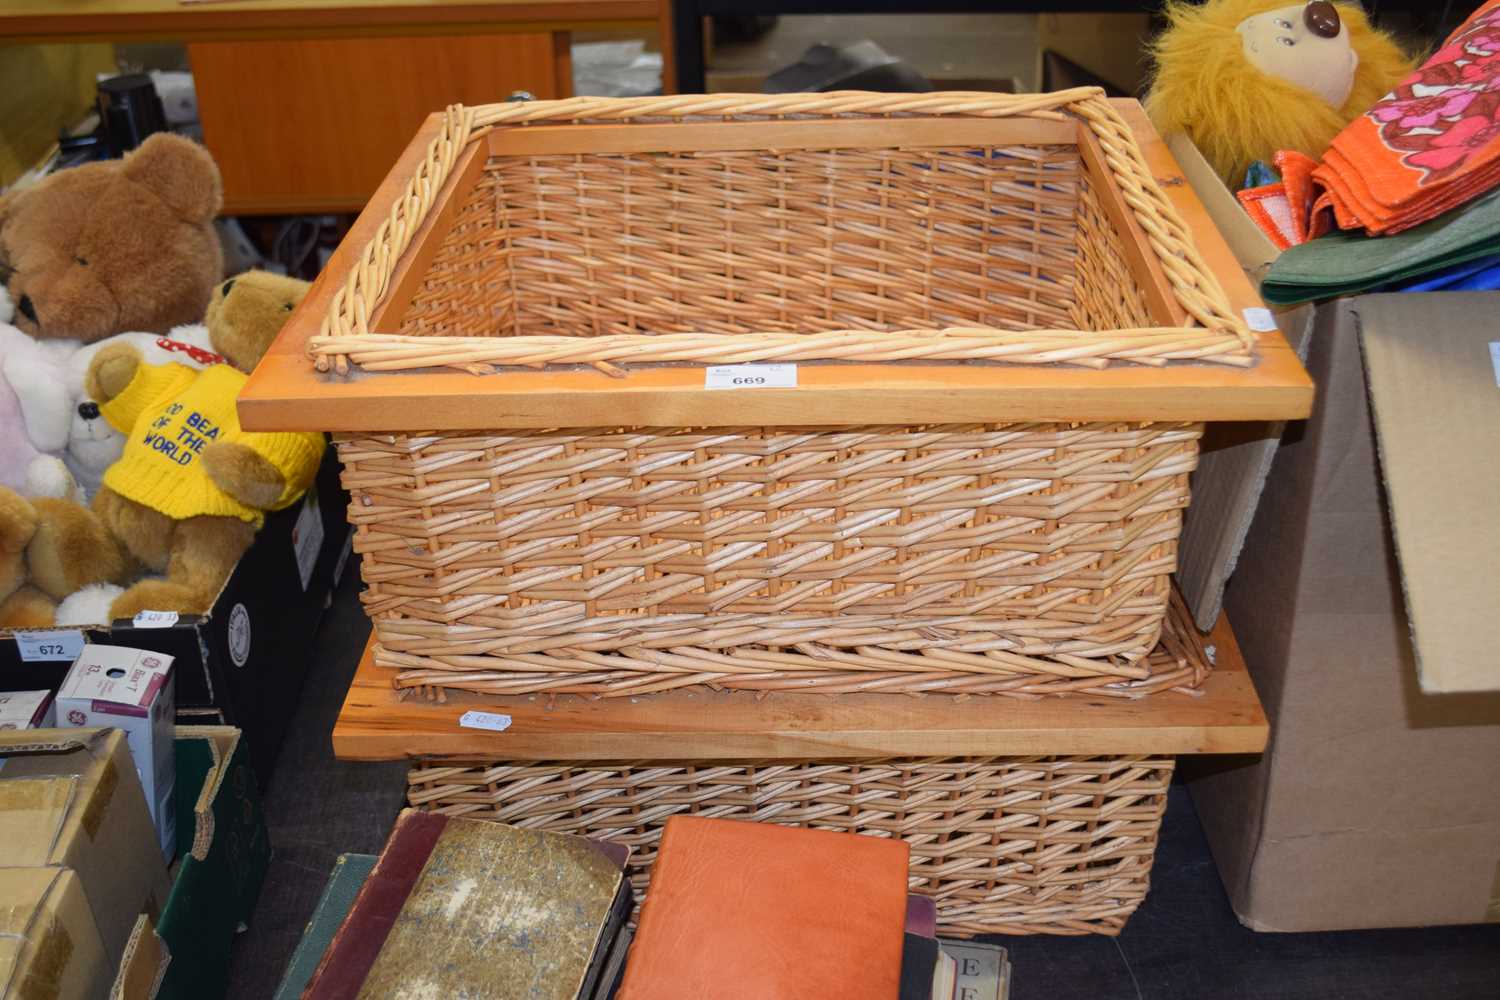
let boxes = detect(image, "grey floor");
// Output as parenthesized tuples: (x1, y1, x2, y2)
(227, 558, 1500, 999)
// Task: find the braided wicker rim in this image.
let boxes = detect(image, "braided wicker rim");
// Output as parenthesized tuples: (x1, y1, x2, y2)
(310, 88, 1253, 375)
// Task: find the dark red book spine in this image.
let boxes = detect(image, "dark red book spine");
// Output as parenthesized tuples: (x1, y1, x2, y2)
(301, 811, 448, 999)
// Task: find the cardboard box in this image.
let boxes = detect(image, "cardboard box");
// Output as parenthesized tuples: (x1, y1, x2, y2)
(57, 646, 176, 860)
(0, 448, 351, 784)
(153, 726, 271, 1000)
(0, 729, 172, 963)
(1190, 298, 1500, 930)
(1168, 131, 1500, 928)
(0, 867, 112, 1000)
(0, 689, 55, 729)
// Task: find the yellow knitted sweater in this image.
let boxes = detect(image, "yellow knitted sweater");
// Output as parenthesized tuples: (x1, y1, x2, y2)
(100, 362, 324, 526)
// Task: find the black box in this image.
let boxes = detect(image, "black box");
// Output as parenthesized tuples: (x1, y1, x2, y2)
(1, 449, 350, 784)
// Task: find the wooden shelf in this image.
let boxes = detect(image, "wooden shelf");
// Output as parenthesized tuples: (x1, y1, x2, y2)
(0, 0, 660, 44)
(239, 99, 1313, 433)
(332, 608, 1267, 761)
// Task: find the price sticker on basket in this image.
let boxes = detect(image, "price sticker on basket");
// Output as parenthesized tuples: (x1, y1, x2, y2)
(704, 363, 797, 389)
(1242, 307, 1279, 333)
(458, 711, 512, 732)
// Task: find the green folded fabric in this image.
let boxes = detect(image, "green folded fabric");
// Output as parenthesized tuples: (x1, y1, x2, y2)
(1261, 185, 1500, 304)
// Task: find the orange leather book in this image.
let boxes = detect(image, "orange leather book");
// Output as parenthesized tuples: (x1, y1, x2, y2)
(617, 816, 911, 999)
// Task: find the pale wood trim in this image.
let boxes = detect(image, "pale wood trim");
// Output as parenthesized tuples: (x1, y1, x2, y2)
(331, 610, 1266, 761)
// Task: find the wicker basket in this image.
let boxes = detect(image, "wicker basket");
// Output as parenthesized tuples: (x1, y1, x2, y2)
(313, 89, 1252, 699)
(408, 753, 1175, 937)
(395, 601, 1211, 935)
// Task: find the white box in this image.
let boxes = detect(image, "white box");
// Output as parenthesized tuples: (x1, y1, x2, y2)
(57, 645, 177, 859)
(0, 690, 55, 729)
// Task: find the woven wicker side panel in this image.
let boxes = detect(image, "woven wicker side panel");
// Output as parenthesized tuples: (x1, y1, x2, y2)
(395, 145, 1082, 339)
(398, 165, 512, 338)
(1070, 172, 1156, 332)
(381, 588, 1208, 699)
(341, 422, 1199, 697)
(406, 755, 1175, 937)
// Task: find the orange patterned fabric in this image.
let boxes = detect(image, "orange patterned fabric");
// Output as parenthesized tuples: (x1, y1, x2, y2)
(1313, 2, 1500, 234)
(1238, 150, 1325, 248)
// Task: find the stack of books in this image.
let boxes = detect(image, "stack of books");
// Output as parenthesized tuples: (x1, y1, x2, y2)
(286, 812, 1014, 998)
(300, 811, 635, 999)
(901, 912, 1012, 1000)
(900, 899, 1008, 1000)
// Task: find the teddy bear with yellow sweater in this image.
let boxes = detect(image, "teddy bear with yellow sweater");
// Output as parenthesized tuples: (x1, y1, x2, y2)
(0, 271, 324, 626)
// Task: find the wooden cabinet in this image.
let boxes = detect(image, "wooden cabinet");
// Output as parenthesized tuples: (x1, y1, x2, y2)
(190, 32, 567, 214)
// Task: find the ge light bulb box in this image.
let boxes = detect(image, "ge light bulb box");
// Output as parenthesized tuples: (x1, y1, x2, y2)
(0, 689, 55, 729)
(57, 645, 177, 858)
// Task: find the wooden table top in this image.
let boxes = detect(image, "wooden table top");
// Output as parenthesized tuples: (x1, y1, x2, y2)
(332, 608, 1266, 761)
(239, 98, 1312, 432)
(0, 0, 659, 43)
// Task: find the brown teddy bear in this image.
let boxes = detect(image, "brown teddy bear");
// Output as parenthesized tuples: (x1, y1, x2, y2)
(0, 133, 224, 342)
(0, 490, 127, 627)
(0, 271, 324, 626)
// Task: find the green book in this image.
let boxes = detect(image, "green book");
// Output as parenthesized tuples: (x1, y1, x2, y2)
(273, 853, 377, 1000)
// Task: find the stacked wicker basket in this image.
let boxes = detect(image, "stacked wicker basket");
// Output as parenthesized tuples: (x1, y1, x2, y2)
(243, 88, 1309, 936)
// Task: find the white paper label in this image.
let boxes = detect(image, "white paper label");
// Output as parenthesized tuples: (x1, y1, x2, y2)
(292, 492, 325, 591)
(1490, 341, 1500, 387)
(132, 610, 179, 629)
(1242, 307, 1278, 333)
(458, 711, 512, 732)
(14, 630, 85, 662)
(704, 363, 797, 389)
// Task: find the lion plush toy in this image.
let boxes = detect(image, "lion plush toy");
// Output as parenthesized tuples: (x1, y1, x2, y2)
(0, 271, 323, 626)
(1146, 0, 1416, 187)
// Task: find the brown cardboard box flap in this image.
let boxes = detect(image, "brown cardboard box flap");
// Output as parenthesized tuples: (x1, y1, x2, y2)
(0, 730, 108, 758)
(175, 726, 240, 861)
(1164, 134, 1282, 277)
(111, 914, 171, 1000)
(1357, 293, 1500, 693)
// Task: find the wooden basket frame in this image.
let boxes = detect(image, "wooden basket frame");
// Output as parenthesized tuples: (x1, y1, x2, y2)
(308, 88, 1254, 377)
